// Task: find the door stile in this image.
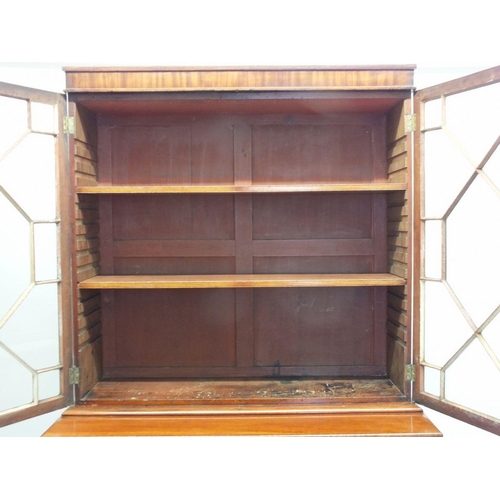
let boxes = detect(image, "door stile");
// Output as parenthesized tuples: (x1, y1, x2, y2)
(413, 88, 424, 404)
(57, 92, 74, 409)
(66, 100, 80, 403)
(405, 92, 416, 401)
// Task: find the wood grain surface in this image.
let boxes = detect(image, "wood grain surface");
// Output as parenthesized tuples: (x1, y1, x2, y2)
(65, 66, 415, 92)
(79, 273, 406, 288)
(76, 183, 407, 193)
(44, 413, 441, 437)
(45, 379, 441, 436)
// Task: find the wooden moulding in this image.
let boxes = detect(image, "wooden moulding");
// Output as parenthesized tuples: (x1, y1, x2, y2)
(76, 183, 408, 194)
(64, 66, 416, 93)
(78, 273, 406, 289)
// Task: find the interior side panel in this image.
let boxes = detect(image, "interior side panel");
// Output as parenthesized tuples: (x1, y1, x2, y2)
(74, 103, 103, 397)
(385, 101, 411, 393)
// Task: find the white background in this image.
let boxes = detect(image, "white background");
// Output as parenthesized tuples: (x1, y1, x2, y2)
(1, 0, 498, 497)
(1, 0, 498, 88)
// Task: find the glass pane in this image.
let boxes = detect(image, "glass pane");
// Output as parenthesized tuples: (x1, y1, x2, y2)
(423, 281, 473, 367)
(0, 95, 28, 158)
(445, 338, 500, 419)
(38, 369, 61, 400)
(482, 312, 500, 360)
(423, 365, 440, 397)
(424, 98, 442, 130)
(447, 175, 500, 327)
(34, 223, 58, 282)
(30, 102, 57, 134)
(424, 220, 442, 279)
(0, 133, 56, 220)
(0, 346, 33, 412)
(482, 142, 500, 191)
(0, 191, 32, 322)
(0, 283, 60, 370)
(0, 88, 65, 421)
(421, 76, 500, 428)
(423, 129, 473, 218)
(446, 82, 500, 166)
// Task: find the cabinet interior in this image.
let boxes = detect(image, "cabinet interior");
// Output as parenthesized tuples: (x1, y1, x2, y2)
(73, 91, 410, 405)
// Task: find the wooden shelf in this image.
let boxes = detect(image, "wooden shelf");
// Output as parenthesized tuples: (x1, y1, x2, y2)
(76, 183, 407, 194)
(79, 273, 406, 289)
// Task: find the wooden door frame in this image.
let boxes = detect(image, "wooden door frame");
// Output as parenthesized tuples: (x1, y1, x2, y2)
(413, 66, 500, 435)
(0, 81, 73, 427)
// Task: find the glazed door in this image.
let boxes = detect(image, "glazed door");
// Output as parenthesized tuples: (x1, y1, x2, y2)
(415, 66, 500, 434)
(0, 82, 73, 427)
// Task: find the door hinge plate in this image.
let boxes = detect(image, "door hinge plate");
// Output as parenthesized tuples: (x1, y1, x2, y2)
(406, 364, 416, 382)
(63, 115, 75, 134)
(405, 113, 417, 133)
(69, 366, 80, 385)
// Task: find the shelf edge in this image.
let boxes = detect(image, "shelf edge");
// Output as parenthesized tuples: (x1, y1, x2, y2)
(76, 183, 408, 194)
(78, 274, 407, 289)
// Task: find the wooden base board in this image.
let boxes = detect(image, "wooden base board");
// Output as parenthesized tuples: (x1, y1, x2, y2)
(43, 379, 441, 436)
(44, 402, 440, 436)
(79, 378, 406, 406)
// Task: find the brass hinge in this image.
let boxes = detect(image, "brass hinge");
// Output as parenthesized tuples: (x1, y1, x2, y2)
(63, 115, 75, 135)
(69, 366, 80, 385)
(406, 364, 416, 382)
(405, 113, 417, 133)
